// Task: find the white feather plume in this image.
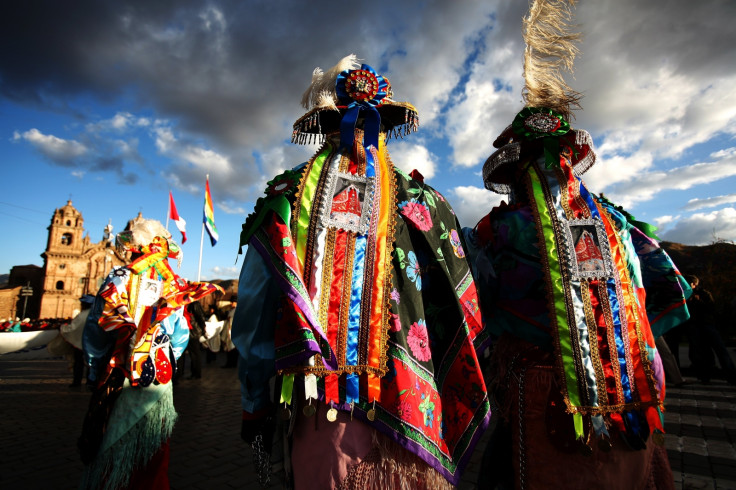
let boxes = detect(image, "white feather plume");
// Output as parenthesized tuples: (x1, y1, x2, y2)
(300, 54, 361, 110)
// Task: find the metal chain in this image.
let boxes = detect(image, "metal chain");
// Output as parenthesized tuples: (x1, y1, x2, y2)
(518, 367, 527, 490)
(250, 433, 272, 487)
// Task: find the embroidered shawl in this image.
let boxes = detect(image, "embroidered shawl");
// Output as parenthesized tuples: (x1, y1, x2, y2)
(240, 133, 490, 484)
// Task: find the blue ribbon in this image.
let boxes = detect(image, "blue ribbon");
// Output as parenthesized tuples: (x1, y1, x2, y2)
(346, 373, 360, 404)
(578, 181, 633, 405)
(340, 104, 381, 150)
(335, 64, 388, 151)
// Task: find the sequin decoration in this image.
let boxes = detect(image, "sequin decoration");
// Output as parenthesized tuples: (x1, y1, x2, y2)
(524, 112, 561, 133)
(345, 69, 379, 102)
(154, 347, 173, 384)
(139, 356, 155, 387)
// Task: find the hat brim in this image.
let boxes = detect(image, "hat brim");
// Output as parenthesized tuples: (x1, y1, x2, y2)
(292, 100, 418, 144)
(484, 128, 597, 194)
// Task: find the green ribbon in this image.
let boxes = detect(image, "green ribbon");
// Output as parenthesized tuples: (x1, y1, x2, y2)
(238, 168, 304, 254)
(280, 373, 295, 405)
(512, 107, 570, 171)
(528, 166, 584, 439)
(239, 196, 292, 255)
(295, 144, 332, 264)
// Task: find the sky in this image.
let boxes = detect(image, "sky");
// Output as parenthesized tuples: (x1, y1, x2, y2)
(1, 0, 735, 282)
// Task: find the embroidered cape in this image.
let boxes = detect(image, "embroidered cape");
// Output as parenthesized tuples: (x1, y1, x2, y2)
(469, 150, 690, 444)
(238, 132, 490, 484)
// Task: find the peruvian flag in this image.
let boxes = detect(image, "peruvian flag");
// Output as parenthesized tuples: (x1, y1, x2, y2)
(168, 191, 187, 244)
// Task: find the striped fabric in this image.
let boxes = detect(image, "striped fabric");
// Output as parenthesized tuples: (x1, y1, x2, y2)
(203, 177, 218, 246)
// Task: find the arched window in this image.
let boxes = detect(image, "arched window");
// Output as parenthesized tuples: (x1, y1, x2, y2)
(59, 263, 66, 269)
(61, 233, 72, 245)
(55, 281, 64, 290)
(66, 220, 71, 226)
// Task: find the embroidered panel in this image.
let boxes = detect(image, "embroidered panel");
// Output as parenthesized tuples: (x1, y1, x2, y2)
(320, 171, 375, 234)
(562, 218, 615, 280)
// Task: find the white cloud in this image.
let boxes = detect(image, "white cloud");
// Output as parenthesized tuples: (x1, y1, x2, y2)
(85, 112, 137, 133)
(448, 185, 505, 228)
(660, 207, 736, 245)
(16, 128, 87, 164)
(217, 202, 246, 215)
(594, 149, 736, 208)
(389, 142, 437, 180)
(154, 126, 232, 174)
(653, 215, 676, 227)
(682, 193, 736, 212)
(582, 150, 654, 196)
(210, 265, 239, 279)
(445, 40, 524, 169)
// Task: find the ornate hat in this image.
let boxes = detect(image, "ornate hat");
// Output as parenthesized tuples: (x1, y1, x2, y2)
(483, 0, 597, 194)
(291, 55, 419, 148)
(115, 218, 182, 264)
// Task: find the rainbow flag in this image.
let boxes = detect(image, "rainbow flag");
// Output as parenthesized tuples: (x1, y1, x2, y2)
(203, 176, 218, 246)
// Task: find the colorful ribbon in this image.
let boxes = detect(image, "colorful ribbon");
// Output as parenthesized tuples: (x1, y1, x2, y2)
(335, 65, 388, 151)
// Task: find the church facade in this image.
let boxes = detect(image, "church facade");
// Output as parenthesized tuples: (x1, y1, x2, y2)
(36, 200, 129, 319)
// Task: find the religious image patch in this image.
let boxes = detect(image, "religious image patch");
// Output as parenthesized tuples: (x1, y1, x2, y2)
(322, 171, 375, 235)
(562, 218, 614, 279)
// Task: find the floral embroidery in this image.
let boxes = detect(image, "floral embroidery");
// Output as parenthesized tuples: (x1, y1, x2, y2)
(419, 393, 435, 428)
(399, 199, 433, 231)
(407, 319, 431, 361)
(406, 251, 422, 291)
(450, 229, 465, 258)
(389, 312, 402, 332)
(390, 287, 400, 304)
(395, 398, 413, 421)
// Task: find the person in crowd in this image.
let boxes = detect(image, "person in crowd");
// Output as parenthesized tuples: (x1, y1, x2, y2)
(178, 300, 207, 380)
(232, 55, 490, 489)
(59, 294, 96, 387)
(203, 304, 224, 364)
(221, 295, 239, 368)
(685, 275, 736, 385)
(8, 317, 21, 332)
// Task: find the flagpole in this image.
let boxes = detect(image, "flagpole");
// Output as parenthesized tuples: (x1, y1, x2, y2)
(197, 222, 205, 281)
(165, 191, 170, 232)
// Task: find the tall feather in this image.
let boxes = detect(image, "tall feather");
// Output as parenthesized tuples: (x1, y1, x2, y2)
(522, 0, 582, 120)
(300, 54, 360, 111)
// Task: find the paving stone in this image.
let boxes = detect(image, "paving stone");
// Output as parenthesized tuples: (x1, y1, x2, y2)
(2, 354, 736, 489)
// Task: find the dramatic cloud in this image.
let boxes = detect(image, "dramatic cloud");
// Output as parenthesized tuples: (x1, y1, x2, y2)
(682, 194, 736, 212)
(2, 0, 736, 232)
(448, 185, 505, 229)
(390, 142, 437, 180)
(0, 0, 496, 152)
(597, 148, 736, 208)
(660, 208, 736, 245)
(13, 129, 87, 165)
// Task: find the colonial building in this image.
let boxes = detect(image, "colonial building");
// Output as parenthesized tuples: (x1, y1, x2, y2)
(37, 200, 128, 319)
(3, 264, 44, 320)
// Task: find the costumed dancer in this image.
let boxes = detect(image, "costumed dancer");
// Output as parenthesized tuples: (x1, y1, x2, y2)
(62, 294, 96, 387)
(233, 55, 491, 489)
(463, 1, 692, 488)
(78, 218, 222, 490)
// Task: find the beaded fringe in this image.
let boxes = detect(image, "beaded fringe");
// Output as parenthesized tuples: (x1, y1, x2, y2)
(337, 432, 455, 490)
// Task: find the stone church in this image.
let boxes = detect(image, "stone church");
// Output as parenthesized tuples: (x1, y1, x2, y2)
(1, 200, 130, 320)
(37, 200, 130, 319)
